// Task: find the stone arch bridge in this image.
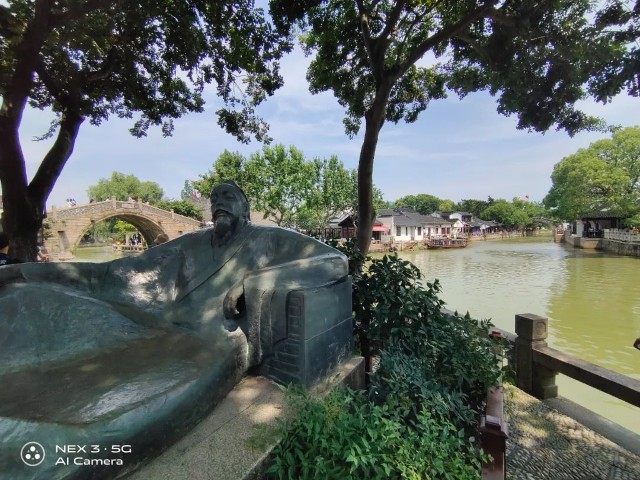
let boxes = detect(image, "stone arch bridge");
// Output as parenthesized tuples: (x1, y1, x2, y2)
(44, 199, 202, 260)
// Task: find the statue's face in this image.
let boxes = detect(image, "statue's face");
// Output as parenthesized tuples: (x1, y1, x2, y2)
(211, 185, 245, 239)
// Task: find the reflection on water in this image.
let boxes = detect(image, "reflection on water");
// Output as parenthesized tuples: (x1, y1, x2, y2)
(73, 245, 132, 263)
(399, 235, 640, 435)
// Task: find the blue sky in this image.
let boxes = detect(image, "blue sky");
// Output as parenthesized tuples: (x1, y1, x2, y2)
(16, 45, 640, 210)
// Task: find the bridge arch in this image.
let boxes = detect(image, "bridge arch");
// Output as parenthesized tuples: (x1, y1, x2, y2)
(44, 200, 202, 260)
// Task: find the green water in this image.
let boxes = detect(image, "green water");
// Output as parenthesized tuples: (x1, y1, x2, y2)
(398, 235, 640, 435)
(73, 239, 640, 434)
(73, 245, 134, 262)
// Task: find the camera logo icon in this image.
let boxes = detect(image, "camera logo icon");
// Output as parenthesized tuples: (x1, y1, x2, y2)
(20, 442, 45, 466)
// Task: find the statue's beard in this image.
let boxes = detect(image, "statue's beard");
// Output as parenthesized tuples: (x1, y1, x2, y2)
(213, 212, 238, 245)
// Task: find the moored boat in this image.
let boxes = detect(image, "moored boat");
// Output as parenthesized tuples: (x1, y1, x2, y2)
(426, 238, 467, 249)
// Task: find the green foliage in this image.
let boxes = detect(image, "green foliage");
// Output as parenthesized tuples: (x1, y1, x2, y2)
(353, 254, 443, 363)
(457, 199, 492, 218)
(197, 146, 386, 229)
(394, 194, 442, 215)
(194, 150, 250, 198)
(154, 200, 203, 220)
(244, 144, 318, 226)
(438, 199, 457, 212)
(371, 311, 505, 427)
(180, 181, 196, 202)
(296, 156, 356, 231)
(87, 172, 164, 203)
(266, 388, 487, 480)
(545, 126, 640, 221)
(1, 0, 290, 142)
(481, 199, 532, 228)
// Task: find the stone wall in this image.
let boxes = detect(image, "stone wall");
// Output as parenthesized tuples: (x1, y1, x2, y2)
(601, 239, 640, 258)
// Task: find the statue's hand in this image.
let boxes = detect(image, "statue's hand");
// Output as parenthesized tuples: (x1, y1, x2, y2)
(223, 281, 244, 319)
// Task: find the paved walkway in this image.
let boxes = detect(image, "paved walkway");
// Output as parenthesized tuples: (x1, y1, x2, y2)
(505, 386, 640, 480)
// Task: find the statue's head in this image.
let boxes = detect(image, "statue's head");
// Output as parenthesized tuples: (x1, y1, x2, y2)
(210, 181, 250, 244)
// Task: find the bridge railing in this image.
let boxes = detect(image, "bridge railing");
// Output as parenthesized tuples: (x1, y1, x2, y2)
(49, 200, 202, 227)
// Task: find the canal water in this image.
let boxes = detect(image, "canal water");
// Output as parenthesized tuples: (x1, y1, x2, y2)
(74, 237, 640, 434)
(398, 235, 640, 435)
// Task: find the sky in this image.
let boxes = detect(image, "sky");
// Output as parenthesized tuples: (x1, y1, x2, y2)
(15, 45, 640, 211)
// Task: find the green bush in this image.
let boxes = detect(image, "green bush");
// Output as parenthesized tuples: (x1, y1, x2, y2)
(266, 388, 487, 480)
(264, 240, 505, 478)
(371, 311, 505, 429)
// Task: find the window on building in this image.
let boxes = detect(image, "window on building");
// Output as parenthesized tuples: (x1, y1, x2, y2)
(417, 227, 421, 235)
(396, 226, 401, 236)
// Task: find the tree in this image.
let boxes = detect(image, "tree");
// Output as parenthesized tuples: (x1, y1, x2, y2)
(545, 126, 640, 220)
(437, 199, 457, 212)
(297, 155, 356, 231)
(194, 150, 250, 198)
(271, 0, 636, 256)
(180, 180, 196, 202)
(457, 199, 491, 218)
(481, 200, 529, 228)
(87, 172, 164, 203)
(0, 1, 290, 260)
(244, 144, 318, 226)
(394, 194, 441, 215)
(155, 199, 203, 220)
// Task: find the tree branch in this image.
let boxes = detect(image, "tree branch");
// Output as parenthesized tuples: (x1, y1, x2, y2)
(49, 0, 119, 27)
(29, 108, 85, 204)
(378, 0, 406, 47)
(397, 0, 498, 79)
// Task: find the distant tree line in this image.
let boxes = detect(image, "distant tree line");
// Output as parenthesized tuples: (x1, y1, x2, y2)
(391, 194, 551, 230)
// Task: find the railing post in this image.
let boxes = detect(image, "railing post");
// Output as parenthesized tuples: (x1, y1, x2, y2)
(514, 313, 558, 399)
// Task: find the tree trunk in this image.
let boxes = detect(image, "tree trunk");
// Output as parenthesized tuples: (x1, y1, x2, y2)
(0, 111, 83, 261)
(356, 82, 392, 257)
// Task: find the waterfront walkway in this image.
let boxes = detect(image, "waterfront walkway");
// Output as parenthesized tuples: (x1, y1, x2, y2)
(505, 385, 640, 479)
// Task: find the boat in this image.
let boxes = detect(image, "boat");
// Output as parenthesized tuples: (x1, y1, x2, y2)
(426, 237, 467, 249)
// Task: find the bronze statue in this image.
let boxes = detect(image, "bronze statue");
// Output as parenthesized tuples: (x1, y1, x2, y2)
(0, 181, 352, 479)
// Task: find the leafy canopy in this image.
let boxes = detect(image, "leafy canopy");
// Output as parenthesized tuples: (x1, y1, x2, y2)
(0, 0, 291, 142)
(480, 198, 548, 228)
(271, 0, 638, 139)
(545, 126, 640, 221)
(87, 172, 164, 203)
(195, 146, 384, 229)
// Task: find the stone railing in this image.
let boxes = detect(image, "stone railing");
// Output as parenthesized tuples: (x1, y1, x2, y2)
(49, 201, 114, 220)
(603, 229, 640, 244)
(496, 313, 640, 408)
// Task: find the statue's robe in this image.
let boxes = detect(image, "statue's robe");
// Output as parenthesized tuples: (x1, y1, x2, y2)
(0, 225, 350, 479)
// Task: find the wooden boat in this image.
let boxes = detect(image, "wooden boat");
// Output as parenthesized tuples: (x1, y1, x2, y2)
(426, 238, 467, 249)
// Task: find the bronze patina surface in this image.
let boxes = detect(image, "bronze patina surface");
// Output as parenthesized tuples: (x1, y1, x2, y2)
(0, 182, 352, 479)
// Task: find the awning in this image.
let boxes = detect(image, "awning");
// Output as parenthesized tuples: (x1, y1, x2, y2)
(372, 225, 388, 232)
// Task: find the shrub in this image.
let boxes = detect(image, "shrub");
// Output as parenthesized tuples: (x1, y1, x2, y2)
(266, 388, 487, 480)
(263, 240, 505, 478)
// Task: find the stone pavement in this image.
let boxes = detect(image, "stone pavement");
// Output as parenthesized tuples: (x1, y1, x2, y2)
(505, 386, 640, 480)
